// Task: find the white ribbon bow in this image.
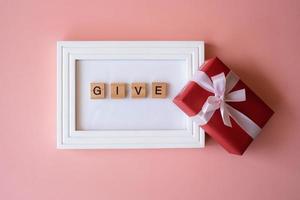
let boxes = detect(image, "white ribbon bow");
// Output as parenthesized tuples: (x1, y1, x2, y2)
(191, 71, 261, 139)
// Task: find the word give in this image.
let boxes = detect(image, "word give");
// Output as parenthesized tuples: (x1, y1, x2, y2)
(90, 82, 168, 99)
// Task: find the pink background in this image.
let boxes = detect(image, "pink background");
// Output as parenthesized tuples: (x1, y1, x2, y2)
(1, 0, 300, 199)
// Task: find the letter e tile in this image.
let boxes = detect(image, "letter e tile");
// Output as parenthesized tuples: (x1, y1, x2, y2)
(152, 82, 167, 98)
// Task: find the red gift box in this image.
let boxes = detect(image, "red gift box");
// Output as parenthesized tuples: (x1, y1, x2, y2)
(173, 57, 274, 155)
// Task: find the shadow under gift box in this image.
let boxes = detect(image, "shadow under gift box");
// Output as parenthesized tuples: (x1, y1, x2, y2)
(173, 57, 274, 155)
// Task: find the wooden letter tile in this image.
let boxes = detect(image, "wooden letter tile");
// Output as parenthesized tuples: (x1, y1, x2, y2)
(152, 82, 168, 98)
(131, 83, 146, 98)
(90, 82, 105, 99)
(111, 83, 126, 98)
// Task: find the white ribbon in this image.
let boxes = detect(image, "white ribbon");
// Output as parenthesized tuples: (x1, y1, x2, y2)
(191, 71, 261, 139)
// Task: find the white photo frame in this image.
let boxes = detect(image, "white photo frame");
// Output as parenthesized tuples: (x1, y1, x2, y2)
(57, 41, 205, 149)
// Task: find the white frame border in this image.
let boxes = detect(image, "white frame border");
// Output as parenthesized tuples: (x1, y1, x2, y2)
(57, 41, 205, 149)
